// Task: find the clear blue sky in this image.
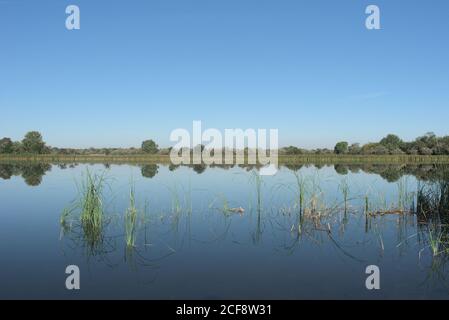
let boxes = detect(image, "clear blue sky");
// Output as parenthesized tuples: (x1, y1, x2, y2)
(1, 0, 448, 149)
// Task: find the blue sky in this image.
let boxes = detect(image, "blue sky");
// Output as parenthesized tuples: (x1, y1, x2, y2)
(1, 0, 448, 149)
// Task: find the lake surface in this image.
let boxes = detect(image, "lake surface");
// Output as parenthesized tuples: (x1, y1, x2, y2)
(0, 162, 448, 299)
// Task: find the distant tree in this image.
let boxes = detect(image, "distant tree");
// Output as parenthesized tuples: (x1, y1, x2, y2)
(361, 143, 389, 155)
(372, 145, 389, 155)
(419, 147, 433, 155)
(22, 131, 46, 154)
(141, 139, 159, 154)
(435, 136, 449, 155)
(416, 132, 437, 150)
(380, 134, 403, 152)
(390, 148, 405, 155)
(401, 141, 416, 154)
(315, 148, 333, 155)
(158, 148, 171, 155)
(0, 138, 13, 154)
(348, 143, 361, 155)
(11, 141, 23, 154)
(334, 141, 349, 154)
(283, 146, 303, 155)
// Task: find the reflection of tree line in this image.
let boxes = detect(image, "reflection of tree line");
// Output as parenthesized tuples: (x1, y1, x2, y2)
(2, 162, 449, 186)
(0, 162, 51, 186)
(330, 163, 449, 183)
(150, 162, 449, 183)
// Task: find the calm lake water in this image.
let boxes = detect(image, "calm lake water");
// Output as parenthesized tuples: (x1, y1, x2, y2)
(0, 162, 448, 299)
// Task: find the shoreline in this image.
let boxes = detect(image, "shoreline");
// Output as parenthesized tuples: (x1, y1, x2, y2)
(1, 154, 449, 164)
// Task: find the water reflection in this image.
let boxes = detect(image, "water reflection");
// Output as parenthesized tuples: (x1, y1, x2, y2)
(3, 162, 449, 185)
(0, 162, 51, 186)
(2, 161, 449, 298)
(141, 164, 159, 178)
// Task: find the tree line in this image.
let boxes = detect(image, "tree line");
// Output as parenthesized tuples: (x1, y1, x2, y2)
(1, 131, 449, 156)
(0, 132, 162, 155)
(283, 133, 449, 156)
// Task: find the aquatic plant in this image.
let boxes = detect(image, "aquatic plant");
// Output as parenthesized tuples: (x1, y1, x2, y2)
(59, 207, 73, 236)
(397, 177, 415, 212)
(428, 227, 444, 257)
(124, 185, 138, 248)
(249, 170, 263, 214)
(78, 169, 107, 247)
(293, 171, 307, 215)
(338, 177, 350, 215)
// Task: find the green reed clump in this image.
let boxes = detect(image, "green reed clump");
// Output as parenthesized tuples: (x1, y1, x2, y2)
(79, 169, 106, 246)
(428, 226, 445, 257)
(80, 171, 104, 226)
(124, 185, 138, 248)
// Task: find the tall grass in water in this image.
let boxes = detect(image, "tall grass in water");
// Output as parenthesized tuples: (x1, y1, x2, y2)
(428, 226, 444, 257)
(124, 185, 138, 248)
(397, 177, 415, 212)
(165, 182, 192, 246)
(364, 194, 370, 233)
(251, 170, 263, 214)
(338, 177, 350, 216)
(79, 169, 106, 247)
(364, 194, 370, 214)
(59, 168, 111, 256)
(167, 182, 192, 228)
(249, 170, 263, 243)
(59, 207, 73, 237)
(293, 172, 306, 216)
